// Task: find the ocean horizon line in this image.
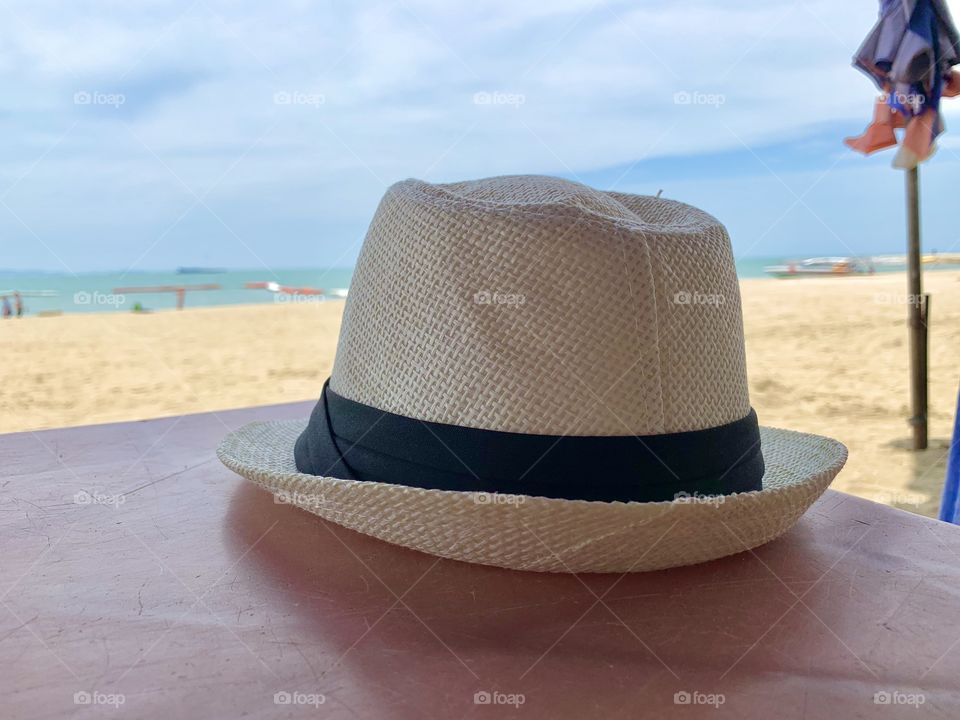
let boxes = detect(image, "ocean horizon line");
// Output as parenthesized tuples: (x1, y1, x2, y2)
(2, 259, 957, 316)
(0, 252, 921, 277)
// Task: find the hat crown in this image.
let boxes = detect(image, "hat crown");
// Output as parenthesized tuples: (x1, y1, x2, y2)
(331, 175, 750, 436)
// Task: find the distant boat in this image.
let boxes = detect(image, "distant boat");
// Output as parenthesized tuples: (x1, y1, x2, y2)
(870, 253, 960, 266)
(176, 267, 226, 275)
(764, 257, 875, 278)
(244, 281, 349, 299)
(245, 281, 323, 295)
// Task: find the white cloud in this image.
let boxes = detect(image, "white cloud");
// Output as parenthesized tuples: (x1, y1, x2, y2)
(2, 0, 960, 269)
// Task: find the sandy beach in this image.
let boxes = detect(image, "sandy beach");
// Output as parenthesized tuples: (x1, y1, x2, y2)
(3, 271, 958, 518)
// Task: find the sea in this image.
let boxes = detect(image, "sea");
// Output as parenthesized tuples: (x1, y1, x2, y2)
(0, 259, 949, 315)
(0, 268, 355, 315)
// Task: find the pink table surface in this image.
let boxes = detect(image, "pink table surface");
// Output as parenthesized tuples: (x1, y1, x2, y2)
(3, 401, 960, 719)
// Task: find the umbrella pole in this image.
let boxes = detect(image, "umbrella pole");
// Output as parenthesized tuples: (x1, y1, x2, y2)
(905, 166, 928, 450)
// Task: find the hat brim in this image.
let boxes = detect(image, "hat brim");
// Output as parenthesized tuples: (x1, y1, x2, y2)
(217, 421, 846, 573)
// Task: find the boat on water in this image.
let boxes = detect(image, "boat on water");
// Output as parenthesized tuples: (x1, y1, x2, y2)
(244, 281, 349, 299)
(764, 257, 875, 278)
(871, 252, 960, 266)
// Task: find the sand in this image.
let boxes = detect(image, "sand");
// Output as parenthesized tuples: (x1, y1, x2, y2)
(3, 271, 958, 518)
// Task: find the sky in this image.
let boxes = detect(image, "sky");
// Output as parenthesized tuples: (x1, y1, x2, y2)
(3, 0, 960, 272)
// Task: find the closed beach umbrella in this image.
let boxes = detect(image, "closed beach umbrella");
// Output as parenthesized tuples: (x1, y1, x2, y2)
(845, 0, 960, 450)
(847, 0, 960, 167)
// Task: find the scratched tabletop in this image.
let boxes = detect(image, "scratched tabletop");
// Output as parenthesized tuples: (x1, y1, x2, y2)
(3, 402, 960, 719)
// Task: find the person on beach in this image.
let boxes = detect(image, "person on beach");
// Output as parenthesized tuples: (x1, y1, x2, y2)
(1, 296, 11, 319)
(14, 291, 22, 318)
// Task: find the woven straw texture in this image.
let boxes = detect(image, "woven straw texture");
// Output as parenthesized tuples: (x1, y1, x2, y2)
(331, 175, 749, 436)
(218, 422, 847, 573)
(218, 175, 848, 572)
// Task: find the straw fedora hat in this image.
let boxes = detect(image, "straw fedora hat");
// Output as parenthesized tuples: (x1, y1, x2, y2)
(218, 175, 847, 573)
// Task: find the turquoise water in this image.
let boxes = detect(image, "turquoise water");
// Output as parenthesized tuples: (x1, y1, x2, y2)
(0, 259, 951, 315)
(0, 268, 355, 315)
(736, 258, 775, 279)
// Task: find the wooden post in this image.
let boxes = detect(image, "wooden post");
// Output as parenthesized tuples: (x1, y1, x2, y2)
(905, 167, 928, 450)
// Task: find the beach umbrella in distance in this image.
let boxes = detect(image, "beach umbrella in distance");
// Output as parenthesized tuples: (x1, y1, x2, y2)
(845, 0, 960, 450)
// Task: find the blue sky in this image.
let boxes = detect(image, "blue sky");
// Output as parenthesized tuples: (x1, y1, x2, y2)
(3, 0, 960, 272)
